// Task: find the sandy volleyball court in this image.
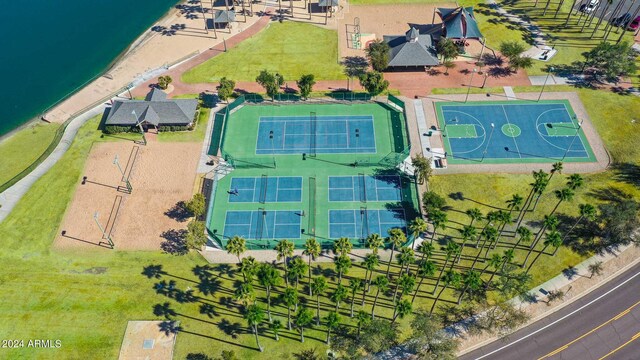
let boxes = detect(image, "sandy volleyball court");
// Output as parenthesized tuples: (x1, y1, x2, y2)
(55, 140, 200, 250)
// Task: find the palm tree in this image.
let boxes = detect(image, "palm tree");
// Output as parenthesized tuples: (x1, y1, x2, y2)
(355, 310, 371, 337)
(362, 253, 379, 293)
(489, 249, 514, 285)
(548, 162, 563, 183)
(432, 241, 460, 295)
(506, 194, 524, 220)
(244, 304, 265, 352)
(234, 282, 256, 306)
(294, 307, 314, 342)
(288, 257, 308, 289)
(393, 273, 416, 304)
(471, 226, 497, 269)
(523, 214, 558, 268)
(348, 278, 364, 317)
(323, 311, 340, 345)
(527, 230, 563, 274)
(567, 173, 584, 190)
(458, 270, 482, 304)
(257, 263, 282, 321)
(331, 284, 348, 312)
(392, 299, 413, 323)
(396, 246, 416, 274)
(334, 255, 352, 283)
(457, 225, 477, 263)
(465, 208, 483, 227)
(479, 253, 502, 281)
(412, 260, 436, 304)
(512, 226, 533, 251)
(428, 209, 448, 244)
(590, 0, 614, 37)
(416, 242, 435, 262)
(240, 256, 258, 282)
(333, 237, 353, 257)
(370, 275, 389, 319)
(366, 233, 384, 255)
(226, 235, 246, 263)
(409, 217, 428, 249)
(430, 270, 461, 315)
(281, 287, 298, 330)
(303, 238, 321, 295)
(269, 319, 282, 341)
(494, 210, 513, 250)
(563, 203, 596, 242)
(385, 228, 407, 276)
(529, 170, 550, 213)
(311, 276, 327, 325)
(550, 188, 574, 216)
(275, 240, 294, 286)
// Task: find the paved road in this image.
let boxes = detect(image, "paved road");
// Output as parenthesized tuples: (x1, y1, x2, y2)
(460, 262, 640, 360)
(573, 0, 639, 22)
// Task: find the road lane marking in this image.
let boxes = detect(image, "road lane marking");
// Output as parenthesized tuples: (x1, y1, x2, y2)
(597, 331, 640, 359)
(471, 270, 640, 360)
(537, 300, 640, 359)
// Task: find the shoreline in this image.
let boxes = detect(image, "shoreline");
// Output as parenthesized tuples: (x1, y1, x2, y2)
(0, 2, 181, 145)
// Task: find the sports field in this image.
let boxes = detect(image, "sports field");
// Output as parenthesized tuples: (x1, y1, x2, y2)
(435, 100, 597, 164)
(206, 101, 419, 249)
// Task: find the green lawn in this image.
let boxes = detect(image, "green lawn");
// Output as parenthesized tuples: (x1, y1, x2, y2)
(182, 22, 346, 83)
(0, 122, 60, 186)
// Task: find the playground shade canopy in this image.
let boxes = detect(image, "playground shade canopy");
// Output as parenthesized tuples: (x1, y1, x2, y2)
(383, 28, 439, 67)
(437, 7, 483, 39)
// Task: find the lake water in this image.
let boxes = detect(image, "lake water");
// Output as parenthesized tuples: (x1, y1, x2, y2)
(0, 0, 179, 136)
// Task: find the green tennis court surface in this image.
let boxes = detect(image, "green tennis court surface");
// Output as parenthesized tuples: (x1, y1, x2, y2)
(206, 100, 420, 249)
(435, 100, 597, 164)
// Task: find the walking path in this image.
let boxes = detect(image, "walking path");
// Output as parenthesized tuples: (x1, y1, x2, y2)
(485, 0, 547, 56)
(413, 99, 432, 158)
(0, 102, 110, 222)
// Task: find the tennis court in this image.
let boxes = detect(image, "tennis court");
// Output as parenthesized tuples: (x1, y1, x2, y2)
(228, 176, 302, 203)
(329, 209, 406, 239)
(435, 100, 597, 164)
(328, 175, 402, 202)
(222, 210, 302, 240)
(255, 115, 377, 154)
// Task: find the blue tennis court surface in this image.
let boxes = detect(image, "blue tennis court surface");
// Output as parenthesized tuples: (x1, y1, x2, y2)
(329, 209, 406, 239)
(328, 175, 401, 202)
(436, 101, 596, 163)
(255, 115, 376, 154)
(223, 210, 301, 239)
(229, 176, 302, 203)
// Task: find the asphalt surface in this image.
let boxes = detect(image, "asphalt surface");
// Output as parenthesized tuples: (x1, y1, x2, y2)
(460, 262, 640, 360)
(573, 0, 639, 23)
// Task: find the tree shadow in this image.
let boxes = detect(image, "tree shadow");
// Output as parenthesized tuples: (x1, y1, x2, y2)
(217, 318, 245, 338)
(612, 163, 640, 188)
(142, 264, 166, 279)
(160, 229, 188, 255)
(165, 201, 192, 222)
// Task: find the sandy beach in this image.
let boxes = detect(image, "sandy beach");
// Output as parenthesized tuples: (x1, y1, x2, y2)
(43, 0, 269, 124)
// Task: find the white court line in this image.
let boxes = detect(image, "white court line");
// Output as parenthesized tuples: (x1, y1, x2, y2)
(501, 105, 522, 158)
(472, 270, 640, 360)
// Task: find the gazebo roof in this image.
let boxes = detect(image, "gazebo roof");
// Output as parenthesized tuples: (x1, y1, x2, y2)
(437, 7, 483, 39)
(213, 10, 236, 23)
(383, 29, 439, 67)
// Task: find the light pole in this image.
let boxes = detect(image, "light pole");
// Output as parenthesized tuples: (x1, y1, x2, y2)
(538, 66, 555, 102)
(481, 123, 495, 162)
(94, 211, 114, 248)
(465, 68, 478, 103)
(562, 118, 584, 161)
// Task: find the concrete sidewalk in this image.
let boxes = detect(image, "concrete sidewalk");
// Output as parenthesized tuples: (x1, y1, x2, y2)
(0, 103, 108, 223)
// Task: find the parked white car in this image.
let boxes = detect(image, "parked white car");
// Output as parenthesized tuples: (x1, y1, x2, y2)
(579, 0, 600, 14)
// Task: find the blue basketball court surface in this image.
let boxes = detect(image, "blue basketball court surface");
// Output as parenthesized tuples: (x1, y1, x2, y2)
(255, 115, 376, 154)
(329, 209, 406, 238)
(228, 176, 302, 203)
(223, 210, 301, 239)
(435, 101, 596, 164)
(328, 175, 402, 202)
